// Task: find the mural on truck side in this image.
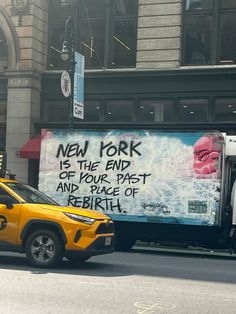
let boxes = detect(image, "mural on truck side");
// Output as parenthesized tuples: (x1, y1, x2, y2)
(39, 129, 223, 226)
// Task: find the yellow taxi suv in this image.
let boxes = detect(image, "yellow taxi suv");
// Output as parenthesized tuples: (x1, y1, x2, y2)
(0, 178, 114, 268)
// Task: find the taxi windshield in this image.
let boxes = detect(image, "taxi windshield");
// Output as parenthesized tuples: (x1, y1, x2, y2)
(3, 182, 59, 205)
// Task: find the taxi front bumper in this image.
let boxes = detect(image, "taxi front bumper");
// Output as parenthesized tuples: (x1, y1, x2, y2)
(65, 235, 114, 258)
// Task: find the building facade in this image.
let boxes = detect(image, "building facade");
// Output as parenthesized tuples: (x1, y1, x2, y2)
(0, 0, 236, 185)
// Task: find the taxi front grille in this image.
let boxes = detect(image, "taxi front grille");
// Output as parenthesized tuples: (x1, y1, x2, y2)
(96, 222, 114, 234)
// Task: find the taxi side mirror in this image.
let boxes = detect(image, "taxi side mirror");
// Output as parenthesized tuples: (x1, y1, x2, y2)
(0, 195, 14, 209)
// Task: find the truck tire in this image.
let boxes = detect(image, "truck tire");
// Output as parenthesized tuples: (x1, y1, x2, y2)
(114, 234, 136, 251)
(25, 229, 63, 268)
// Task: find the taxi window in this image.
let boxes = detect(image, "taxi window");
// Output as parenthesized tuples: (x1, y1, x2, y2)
(0, 186, 19, 204)
(3, 182, 58, 205)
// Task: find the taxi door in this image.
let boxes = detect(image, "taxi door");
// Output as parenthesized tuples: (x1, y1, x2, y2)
(0, 187, 21, 246)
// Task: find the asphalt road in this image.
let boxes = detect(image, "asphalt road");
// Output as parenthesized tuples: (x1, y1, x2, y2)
(0, 246, 235, 314)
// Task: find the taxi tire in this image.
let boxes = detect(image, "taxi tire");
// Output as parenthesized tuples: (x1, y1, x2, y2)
(25, 229, 63, 268)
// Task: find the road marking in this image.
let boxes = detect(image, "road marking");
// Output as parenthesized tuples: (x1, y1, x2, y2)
(134, 301, 176, 313)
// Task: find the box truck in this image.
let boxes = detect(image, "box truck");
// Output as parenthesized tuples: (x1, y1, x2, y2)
(39, 129, 236, 252)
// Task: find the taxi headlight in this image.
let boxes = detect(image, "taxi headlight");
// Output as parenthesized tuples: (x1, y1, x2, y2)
(63, 212, 95, 225)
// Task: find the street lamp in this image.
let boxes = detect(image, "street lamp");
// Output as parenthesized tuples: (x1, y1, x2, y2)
(61, 41, 70, 62)
(61, 16, 75, 129)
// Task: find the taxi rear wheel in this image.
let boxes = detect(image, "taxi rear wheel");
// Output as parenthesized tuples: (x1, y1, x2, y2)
(25, 229, 63, 268)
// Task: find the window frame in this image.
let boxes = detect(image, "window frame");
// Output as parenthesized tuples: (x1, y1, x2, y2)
(177, 98, 209, 122)
(108, 0, 138, 68)
(214, 97, 236, 122)
(104, 98, 135, 123)
(48, 0, 138, 70)
(0, 29, 8, 70)
(138, 98, 174, 123)
(42, 99, 70, 123)
(83, 99, 103, 122)
(182, 0, 236, 66)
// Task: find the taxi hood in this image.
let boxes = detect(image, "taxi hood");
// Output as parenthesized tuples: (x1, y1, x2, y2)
(38, 204, 111, 220)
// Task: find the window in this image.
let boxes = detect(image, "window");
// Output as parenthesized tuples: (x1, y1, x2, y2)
(48, 0, 138, 69)
(82, 0, 107, 18)
(4, 182, 58, 205)
(0, 101, 6, 124)
(183, 0, 236, 65)
(179, 99, 208, 122)
(112, 20, 137, 67)
(138, 100, 173, 122)
(84, 100, 101, 122)
(47, 0, 74, 69)
(214, 98, 236, 121)
(0, 187, 18, 204)
(220, 13, 236, 64)
(81, 20, 105, 68)
(105, 100, 134, 122)
(0, 29, 8, 70)
(0, 101, 6, 150)
(184, 15, 211, 65)
(186, 0, 213, 10)
(42, 101, 69, 122)
(0, 127, 5, 151)
(222, 0, 236, 8)
(110, 0, 138, 68)
(42, 100, 102, 123)
(48, 23, 66, 69)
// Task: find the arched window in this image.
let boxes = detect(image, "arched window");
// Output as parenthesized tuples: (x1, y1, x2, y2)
(0, 28, 8, 70)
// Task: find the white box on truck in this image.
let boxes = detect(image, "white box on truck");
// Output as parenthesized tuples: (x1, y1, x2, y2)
(38, 129, 235, 251)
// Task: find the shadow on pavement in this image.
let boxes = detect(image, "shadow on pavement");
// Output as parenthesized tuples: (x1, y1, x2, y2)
(0, 248, 236, 285)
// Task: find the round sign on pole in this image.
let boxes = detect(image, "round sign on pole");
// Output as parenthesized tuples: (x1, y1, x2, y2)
(61, 71, 71, 98)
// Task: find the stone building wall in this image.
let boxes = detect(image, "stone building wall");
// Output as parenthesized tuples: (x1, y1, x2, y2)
(137, 0, 182, 69)
(0, 0, 49, 182)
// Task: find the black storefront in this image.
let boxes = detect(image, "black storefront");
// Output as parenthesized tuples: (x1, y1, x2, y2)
(38, 67, 236, 133)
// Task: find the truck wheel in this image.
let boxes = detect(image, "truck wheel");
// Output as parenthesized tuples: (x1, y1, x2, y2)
(25, 229, 63, 268)
(114, 234, 136, 251)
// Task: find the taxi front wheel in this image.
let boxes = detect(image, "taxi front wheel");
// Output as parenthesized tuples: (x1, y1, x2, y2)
(25, 229, 63, 268)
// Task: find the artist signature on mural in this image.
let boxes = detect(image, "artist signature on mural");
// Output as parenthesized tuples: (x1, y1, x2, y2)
(141, 202, 170, 215)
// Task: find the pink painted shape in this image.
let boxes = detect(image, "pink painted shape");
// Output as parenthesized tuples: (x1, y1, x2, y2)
(193, 135, 221, 178)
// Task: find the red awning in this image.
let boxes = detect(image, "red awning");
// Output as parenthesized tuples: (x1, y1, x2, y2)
(20, 135, 41, 160)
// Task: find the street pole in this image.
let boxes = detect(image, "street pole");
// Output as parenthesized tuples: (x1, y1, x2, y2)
(69, 63, 74, 129)
(69, 39, 75, 129)
(61, 16, 75, 129)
